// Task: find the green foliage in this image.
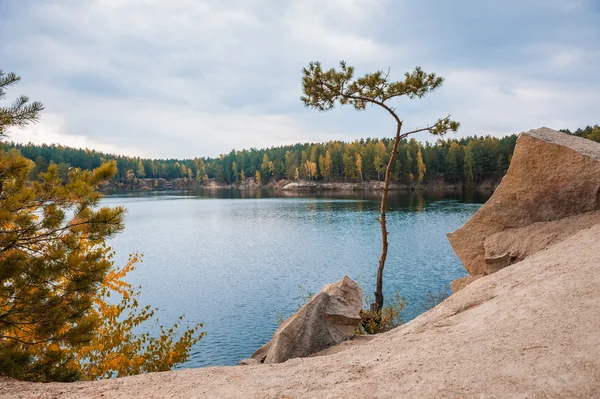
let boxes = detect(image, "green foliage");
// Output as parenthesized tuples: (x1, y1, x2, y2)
(300, 61, 458, 135)
(77, 255, 205, 380)
(300, 62, 445, 111)
(0, 148, 124, 381)
(0, 70, 44, 137)
(7, 136, 520, 187)
(463, 144, 475, 189)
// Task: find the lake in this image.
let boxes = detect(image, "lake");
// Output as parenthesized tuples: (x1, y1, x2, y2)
(102, 189, 487, 368)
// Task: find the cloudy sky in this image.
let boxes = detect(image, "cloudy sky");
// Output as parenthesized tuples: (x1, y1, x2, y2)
(1, 0, 598, 158)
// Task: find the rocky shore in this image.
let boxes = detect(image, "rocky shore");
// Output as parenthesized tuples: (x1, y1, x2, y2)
(98, 177, 498, 194)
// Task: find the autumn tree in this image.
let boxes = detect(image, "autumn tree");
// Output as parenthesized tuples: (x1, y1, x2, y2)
(342, 145, 356, 181)
(304, 160, 317, 180)
(255, 170, 261, 185)
(285, 151, 298, 180)
(319, 150, 332, 180)
(416, 148, 426, 185)
(136, 159, 146, 178)
(193, 157, 206, 181)
(301, 61, 459, 311)
(355, 153, 363, 182)
(588, 126, 600, 142)
(373, 141, 386, 181)
(261, 154, 271, 178)
(0, 70, 203, 381)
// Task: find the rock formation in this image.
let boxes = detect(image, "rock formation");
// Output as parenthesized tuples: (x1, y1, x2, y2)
(247, 276, 362, 364)
(448, 127, 600, 291)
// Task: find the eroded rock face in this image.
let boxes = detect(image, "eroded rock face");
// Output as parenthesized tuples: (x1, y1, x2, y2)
(249, 276, 361, 364)
(448, 127, 600, 290)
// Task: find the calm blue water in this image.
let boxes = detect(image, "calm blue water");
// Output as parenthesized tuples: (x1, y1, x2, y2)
(102, 189, 485, 368)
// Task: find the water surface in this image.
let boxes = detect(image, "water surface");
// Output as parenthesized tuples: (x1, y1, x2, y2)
(102, 189, 486, 367)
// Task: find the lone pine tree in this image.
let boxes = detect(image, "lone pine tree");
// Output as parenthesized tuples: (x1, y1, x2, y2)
(301, 61, 459, 312)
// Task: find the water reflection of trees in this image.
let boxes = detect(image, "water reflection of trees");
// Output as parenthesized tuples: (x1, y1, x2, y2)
(148, 187, 492, 206)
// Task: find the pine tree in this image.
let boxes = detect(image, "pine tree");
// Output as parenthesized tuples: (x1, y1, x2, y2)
(0, 70, 203, 382)
(446, 142, 460, 183)
(464, 144, 475, 189)
(0, 70, 44, 137)
(403, 149, 413, 183)
(232, 161, 238, 183)
(301, 61, 458, 312)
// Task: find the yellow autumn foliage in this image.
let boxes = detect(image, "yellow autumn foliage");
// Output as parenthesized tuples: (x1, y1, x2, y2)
(74, 253, 205, 380)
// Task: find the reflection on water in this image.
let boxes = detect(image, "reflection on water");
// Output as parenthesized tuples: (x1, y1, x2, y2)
(102, 188, 487, 368)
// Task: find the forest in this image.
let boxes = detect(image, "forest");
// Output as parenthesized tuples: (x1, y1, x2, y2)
(5, 125, 599, 188)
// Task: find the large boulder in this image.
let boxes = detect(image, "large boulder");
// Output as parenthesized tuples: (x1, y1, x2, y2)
(448, 127, 600, 291)
(249, 276, 362, 364)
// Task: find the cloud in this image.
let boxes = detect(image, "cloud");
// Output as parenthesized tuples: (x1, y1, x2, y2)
(0, 0, 598, 158)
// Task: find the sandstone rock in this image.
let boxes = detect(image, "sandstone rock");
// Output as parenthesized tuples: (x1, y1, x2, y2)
(482, 211, 600, 273)
(448, 127, 600, 290)
(250, 276, 361, 364)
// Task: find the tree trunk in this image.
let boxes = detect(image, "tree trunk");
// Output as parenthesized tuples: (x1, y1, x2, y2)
(371, 122, 403, 312)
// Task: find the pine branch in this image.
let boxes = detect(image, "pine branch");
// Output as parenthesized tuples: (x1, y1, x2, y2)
(0, 70, 20, 100)
(400, 115, 460, 138)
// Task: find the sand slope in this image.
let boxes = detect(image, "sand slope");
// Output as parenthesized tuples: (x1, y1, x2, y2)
(3, 223, 600, 398)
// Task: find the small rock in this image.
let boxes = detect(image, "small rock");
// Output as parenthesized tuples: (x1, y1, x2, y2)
(251, 276, 362, 364)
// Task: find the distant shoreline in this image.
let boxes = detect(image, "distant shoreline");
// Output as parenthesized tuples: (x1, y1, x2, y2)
(98, 177, 499, 194)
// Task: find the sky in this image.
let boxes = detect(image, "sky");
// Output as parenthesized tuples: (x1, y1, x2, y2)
(0, 0, 598, 159)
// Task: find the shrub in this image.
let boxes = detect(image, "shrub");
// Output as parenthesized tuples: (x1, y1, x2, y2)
(359, 291, 406, 334)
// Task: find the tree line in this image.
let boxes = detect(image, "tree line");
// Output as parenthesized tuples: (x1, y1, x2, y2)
(6, 125, 599, 190)
(7, 134, 524, 188)
(559, 125, 600, 143)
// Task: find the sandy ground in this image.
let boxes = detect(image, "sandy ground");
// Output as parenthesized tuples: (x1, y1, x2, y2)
(2, 223, 600, 398)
